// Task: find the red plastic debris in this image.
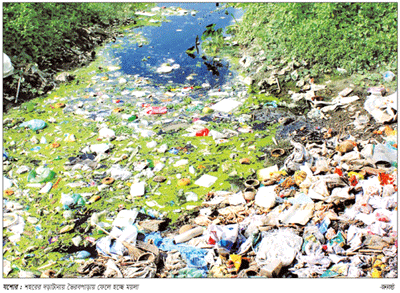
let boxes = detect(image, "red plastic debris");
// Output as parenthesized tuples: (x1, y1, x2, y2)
(196, 128, 210, 137)
(334, 168, 343, 176)
(145, 106, 167, 115)
(349, 175, 358, 186)
(378, 172, 395, 186)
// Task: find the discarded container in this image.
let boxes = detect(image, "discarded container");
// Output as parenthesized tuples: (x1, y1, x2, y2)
(243, 187, 256, 201)
(177, 178, 191, 187)
(244, 179, 260, 189)
(271, 148, 285, 157)
(75, 251, 91, 259)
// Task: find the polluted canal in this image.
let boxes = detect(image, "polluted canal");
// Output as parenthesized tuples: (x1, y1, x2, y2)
(2, 3, 398, 280)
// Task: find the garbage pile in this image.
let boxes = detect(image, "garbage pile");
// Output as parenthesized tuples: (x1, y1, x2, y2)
(2, 5, 398, 280)
(76, 125, 397, 279)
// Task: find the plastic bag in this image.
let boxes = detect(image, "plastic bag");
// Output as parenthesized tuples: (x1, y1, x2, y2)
(144, 232, 209, 271)
(206, 224, 239, 254)
(19, 119, 47, 131)
(27, 167, 56, 183)
(256, 228, 303, 267)
(130, 181, 145, 197)
(3, 53, 14, 77)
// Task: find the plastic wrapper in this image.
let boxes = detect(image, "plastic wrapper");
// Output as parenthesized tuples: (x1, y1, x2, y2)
(327, 186, 353, 203)
(194, 174, 217, 188)
(112, 209, 139, 228)
(360, 177, 381, 198)
(308, 180, 329, 200)
(89, 143, 113, 154)
(314, 157, 329, 174)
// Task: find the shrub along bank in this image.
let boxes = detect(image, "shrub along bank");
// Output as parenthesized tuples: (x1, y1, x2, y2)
(231, 2, 397, 75)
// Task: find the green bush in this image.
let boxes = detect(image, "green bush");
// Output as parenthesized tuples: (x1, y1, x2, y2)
(233, 3, 397, 74)
(3, 3, 147, 67)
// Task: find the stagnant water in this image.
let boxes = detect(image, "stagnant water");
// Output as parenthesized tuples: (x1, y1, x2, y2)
(106, 2, 243, 88)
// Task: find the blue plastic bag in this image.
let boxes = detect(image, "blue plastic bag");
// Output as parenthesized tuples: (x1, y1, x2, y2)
(145, 232, 209, 273)
(20, 119, 47, 131)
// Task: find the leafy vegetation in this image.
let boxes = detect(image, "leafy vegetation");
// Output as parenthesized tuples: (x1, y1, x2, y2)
(3, 3, 148, 68)
(230, 2, 397, 75)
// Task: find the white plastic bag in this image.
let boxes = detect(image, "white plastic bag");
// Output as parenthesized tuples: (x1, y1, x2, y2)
(3, 53, 14, 78)
(256, 229, 303, 267)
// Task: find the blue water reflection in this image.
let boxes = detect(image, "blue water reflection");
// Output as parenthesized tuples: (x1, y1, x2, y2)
(108, 3, 243, 87)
